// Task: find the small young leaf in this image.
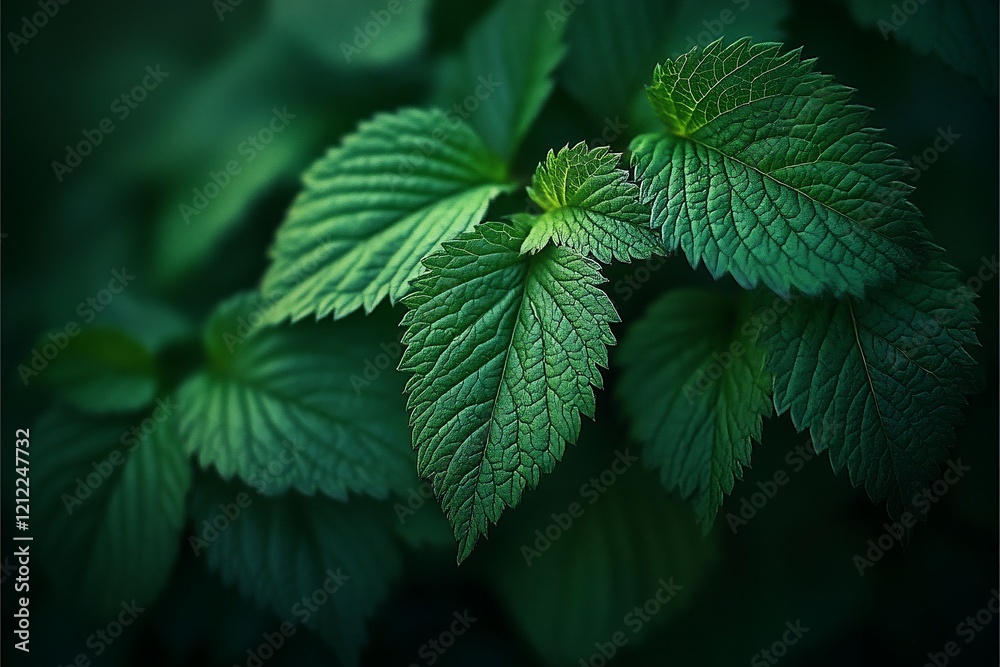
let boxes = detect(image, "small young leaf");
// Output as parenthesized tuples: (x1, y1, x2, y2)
(759, 258, 979, 520)
(519, 143, 661, 263)
(261, 108, 513, 323)
(33, 406, 191, 617)
(177, 292, 414, 500)
(400, 221, 618, 561)
(630, 39, 926, 298)
(433, 0, 566, 160)
(190, 473, 400, 667)
(617, 289, 772, 531)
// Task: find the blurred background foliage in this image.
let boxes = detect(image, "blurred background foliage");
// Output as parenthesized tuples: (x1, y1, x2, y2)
(2, 0, 996, 665)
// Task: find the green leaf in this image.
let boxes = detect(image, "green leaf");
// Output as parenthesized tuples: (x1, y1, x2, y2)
(39, 327, 158, 414)
(562, 0, 790, 120)
(617, 289, 772, 531)
(490, 456, 718, 666)
(261, 108, 513, 323)
(848, 0, 998, 96)
(434, 0, 566, 160)
(190, 473, 400, 667)
(177, 292, 414, 500)
(399, 221, 618, 561)
(630, 38, 926, 298)
(33, 406, 191, 617)
(519, 143, 661, 263)
(759, 258, 979, 519)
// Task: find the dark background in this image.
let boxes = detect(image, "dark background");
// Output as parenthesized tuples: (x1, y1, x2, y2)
(2, 1, 997, 665)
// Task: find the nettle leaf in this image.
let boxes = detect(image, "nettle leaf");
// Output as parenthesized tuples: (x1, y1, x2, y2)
(630, 38, 926, 298)
(848, 0, 998, 96)
(400, 221, 618, 561)
(617, 289, 772, 531)
(562, 0, 790, 120)
(38, 327, 158, 414)
(261, 108, 513, 323)
(177, 292, 413, 500)
(434, 0, 566, 160)
(759, 258, 979, 519)
(190, 473, 400, 667)
(519, 143, 661, 263)
(33, 406, 191, 616)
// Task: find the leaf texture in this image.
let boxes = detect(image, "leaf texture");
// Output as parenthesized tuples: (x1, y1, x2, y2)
(519, 143, 661, 263)
(32, 407, 191, 617)
(759, 258, 979, 519)
(433, 0, 567, 160)
(261, 108, 512, 323)
(399, 220, 618, 561)
(561, 0, 790, 120)
(177, 292, 414, 500)
(617, 289, 772, 531)
(630, 38, 926, 298)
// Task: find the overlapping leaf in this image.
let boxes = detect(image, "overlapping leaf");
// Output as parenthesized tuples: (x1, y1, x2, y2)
(177, 292, 413, 499)
(519, 143, 661, 263)
(630, 38, 926, 298)
(190, 473, 400, 667)
(32, 406, 191, 617)
(617, 289, 772, 531)
(433, 0, 566, 160)
(400, 220, 618, 561)
(759, 258, 979, 519)
(261, 108, 513, 322)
